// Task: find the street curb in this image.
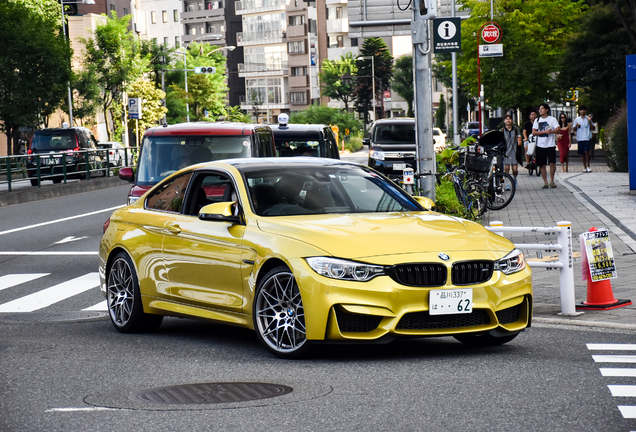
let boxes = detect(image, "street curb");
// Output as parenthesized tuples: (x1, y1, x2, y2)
(533, 316, 636, 331)
(0, 176, 126, 207)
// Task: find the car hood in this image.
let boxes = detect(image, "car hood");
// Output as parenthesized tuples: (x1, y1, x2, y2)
(256, 213, 513, 260)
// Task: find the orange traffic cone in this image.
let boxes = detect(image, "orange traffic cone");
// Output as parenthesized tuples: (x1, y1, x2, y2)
(576, 227, 632, 310)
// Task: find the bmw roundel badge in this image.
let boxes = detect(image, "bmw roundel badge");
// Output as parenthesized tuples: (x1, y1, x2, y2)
(438, 253, 450, 261)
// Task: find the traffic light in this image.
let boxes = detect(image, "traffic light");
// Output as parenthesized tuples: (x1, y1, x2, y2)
(194, 66, 216, 74)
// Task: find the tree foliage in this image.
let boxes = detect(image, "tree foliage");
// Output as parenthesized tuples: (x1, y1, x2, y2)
(126, 78, 167, 145)
(438, 0, 585, 111)
(0, 0, 72, 154)
(391, 55, 414, 117)
(436, 94, 447, 129)
(319, 52, 358, 111)
(289, 105, 363, 137)
(355, 38, 393, 125)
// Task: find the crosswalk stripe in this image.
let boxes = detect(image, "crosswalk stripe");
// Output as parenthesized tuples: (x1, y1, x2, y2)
(0, 273, 49, 291)
(83, 300, 107, 312)
(588, 343, 636, 351)
(0, 273, 100, 313)
(608, 385, 636, 397)
(592, 355, 636, 363)
(600, 368, 636, 377)
(618, 406, 636, 418)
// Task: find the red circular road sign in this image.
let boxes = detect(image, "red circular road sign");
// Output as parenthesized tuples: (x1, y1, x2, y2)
(481, 23, 501, 44)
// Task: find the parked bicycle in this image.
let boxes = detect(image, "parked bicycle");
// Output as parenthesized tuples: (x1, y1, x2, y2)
(436, 162, 487, 220)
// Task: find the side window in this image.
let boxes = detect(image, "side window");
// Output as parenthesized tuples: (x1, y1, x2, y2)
(145, 172, 193, 213)
(257, 131, 274, 157)
(185, 172, 236, 216)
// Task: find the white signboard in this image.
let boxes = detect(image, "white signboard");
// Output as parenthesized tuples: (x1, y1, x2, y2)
(128, 98, 142, 120)
(581, 229, 617, 281)
(479, 44, 504, 58)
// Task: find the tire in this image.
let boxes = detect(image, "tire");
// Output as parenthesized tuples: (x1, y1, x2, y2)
(485, 172, 515, 210)
(454, 331, 519, 346)
(52, 177, 62, 184)
(30, 179, 38, 186)
(106, 252, 163, 333)
(464, 181, 487, 220)
(253, 265, 312, 359)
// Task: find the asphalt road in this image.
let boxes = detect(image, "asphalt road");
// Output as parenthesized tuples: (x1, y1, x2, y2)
(1, 184, 635, 431)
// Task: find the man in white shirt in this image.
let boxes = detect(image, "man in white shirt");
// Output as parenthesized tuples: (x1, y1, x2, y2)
(574, 105, 595, 172)
(532, 103, 561, 189)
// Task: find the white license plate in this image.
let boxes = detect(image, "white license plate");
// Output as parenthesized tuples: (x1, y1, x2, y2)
(393, 163, 406, 171)
(429, 288, 473, 315)
(44, 158, 60, 166)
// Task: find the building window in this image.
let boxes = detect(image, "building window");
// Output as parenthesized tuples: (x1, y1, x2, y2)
(328, 35, 344, 48)
(291, 66, 307, 76)
(289, 15, 305, 26)
(175, 36, 180, 48)
(336, 7, 343, 19)
(162, 10, 168, 23)
(164, 37, 169, 46)
(152, 37, 158, 44)
(288, 40, 305, 54)
(290, 91, 306, 104)
(123, 7, 128, 15)
(351, 38, 358, 47)
(151, 11, 156, 24)
(174, 9, 179, 22)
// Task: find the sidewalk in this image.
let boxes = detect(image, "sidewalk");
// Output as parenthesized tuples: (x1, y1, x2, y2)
(483, 147, 636, 330)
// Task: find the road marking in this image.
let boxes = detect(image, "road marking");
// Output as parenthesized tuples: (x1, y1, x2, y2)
(54, 236, 88, 244)
(592, 355, 636, 363)
(600, 368, 636, 377)
(0, 273, 49, 291)
(0, 252, 98, 256)
(608, 385, 636, 397)
(588, 343, 636, 351)
(83, 300, 107, 311)
(0, 273, 99, 312)
(0, 205, 124, 237)
(46, 407, 119, 412)
(618, 406, 636, 419)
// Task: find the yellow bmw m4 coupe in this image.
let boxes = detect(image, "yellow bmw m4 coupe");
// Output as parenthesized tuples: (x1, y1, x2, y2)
(99, 158, 532, 358)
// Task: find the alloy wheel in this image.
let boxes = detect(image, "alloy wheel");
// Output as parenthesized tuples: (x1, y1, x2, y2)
(107, 257, 135, 328)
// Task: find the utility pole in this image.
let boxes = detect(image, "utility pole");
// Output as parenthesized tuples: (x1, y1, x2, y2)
(411, 0, 437, 200)
(451, 1, 460, 145)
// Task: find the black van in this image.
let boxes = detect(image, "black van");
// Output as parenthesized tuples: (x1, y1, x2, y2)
(27, 127, 103, 186)
(271, 123, 340, 159)
(365, 118, 416, 180)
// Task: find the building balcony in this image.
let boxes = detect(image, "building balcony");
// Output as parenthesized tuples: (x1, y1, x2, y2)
(183, 33, 226, 45)
(240, 101, 291, 111)
(288, 75, 309, 87)
(326, 18, 348, 34)
(234, 0, 286, 15)
(238, 62, 289, 77)
(237, 30, 285, 46)
(286, 23, 307, 38)
(181, 8, 224, 20)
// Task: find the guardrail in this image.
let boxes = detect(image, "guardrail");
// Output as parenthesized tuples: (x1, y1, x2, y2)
(0, 147, 137, 192)
(487, 220, 580, 316)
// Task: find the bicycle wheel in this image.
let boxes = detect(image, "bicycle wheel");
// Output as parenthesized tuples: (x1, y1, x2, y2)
(465, 181, 487, 219)
(486, 172, 516, 210)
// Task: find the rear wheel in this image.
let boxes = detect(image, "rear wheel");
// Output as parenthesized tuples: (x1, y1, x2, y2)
(30, 179, 38, 186)
(253, 265, 312, 359)
(106, 252, 163, 333)
(486, 172, 515, 210)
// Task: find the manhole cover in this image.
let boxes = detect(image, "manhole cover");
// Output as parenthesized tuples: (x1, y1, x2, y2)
(129, 382, 293, 405)
(0, 311, 108, 323)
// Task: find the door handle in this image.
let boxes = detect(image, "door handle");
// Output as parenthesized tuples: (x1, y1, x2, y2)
(165, 224, 181, 235)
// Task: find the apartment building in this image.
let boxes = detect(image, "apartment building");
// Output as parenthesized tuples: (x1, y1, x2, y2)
(135, 0, 182, 48)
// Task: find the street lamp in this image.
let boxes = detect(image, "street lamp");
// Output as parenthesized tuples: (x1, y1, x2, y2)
(206, 45, 235, 57)
(60, 0, 95, 127)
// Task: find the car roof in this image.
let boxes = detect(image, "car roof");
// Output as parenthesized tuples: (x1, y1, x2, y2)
(270, 124, 329, 133)
(144, 122, 270, 137)
(34, 127, 91, 135)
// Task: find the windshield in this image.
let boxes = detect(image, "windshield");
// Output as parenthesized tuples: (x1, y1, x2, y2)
(137, 135, 252, 185)
(274, 133, 323, 157)
(372, 123, 415, 144)
(242, 164, 421, 216)
(467, 123, 480, 129)
(31, 130, 75, 151)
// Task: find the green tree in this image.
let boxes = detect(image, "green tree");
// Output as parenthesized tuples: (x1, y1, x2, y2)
(355, 38, 394, 125)
(289, 105, 363, 138)
(319, 52, 358, 111)
(0, 0, 72, 154)
(558, 4, 635, 126)
(81, 13, 148, 140)
(439, 0, 585, 111)
(436, 94, 447, 129)
(391, 55, 414, 117)
(225, 105, 251, 123)
(126, 78, 167, 145)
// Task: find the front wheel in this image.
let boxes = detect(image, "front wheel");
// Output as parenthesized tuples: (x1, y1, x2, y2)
(253, 265, 312, 359)
(106, 252, 163, 333)
(486, 172, 515, 210)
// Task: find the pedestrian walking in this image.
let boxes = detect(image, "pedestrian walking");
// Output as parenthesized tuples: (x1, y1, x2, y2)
(532, 103, 561, 189)
(501, 114, 522, 186)
(573, 105, 595, 172)
(523, 110, 537, 169)
(556, 113, 571, 172)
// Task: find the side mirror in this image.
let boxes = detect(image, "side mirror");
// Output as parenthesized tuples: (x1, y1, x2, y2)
(199, 202, 240, 224)
(362, 138, 370, 146)
(412, 196, 436, 212)
(118, 166, 134, 182)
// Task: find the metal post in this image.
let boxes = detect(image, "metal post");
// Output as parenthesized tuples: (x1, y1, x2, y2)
(451, 0, 459, 145)
(60, 1, 73, 126)
(6, 158, 11, 193)
(557, 221, 577, 315)
(184, 50, 190, 122)
(412, 6, 435, 200)
(161, 69, 166, 124)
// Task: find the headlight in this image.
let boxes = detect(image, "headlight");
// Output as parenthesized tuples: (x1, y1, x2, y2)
(369, 149, 385, 161)
(305, 257, 385, 282)
(494, 249, 526, 275)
